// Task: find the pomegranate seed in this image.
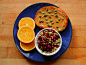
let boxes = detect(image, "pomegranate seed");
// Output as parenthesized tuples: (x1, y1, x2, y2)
(49, 36, 51, 38)
(43, 30, 45, 34)
(50, 48, 52, 51)
(48, 29, 50, 32)
(46, 39, 49, 42)
(38, 42, 41, 44)
(56, 45, 59, 47)
(40, 41, 42, 43)
(45, 43, 48, 46)
(51, 30, 54, 33)
(51, 33, 54, 36)
(38, 36, 42, 40)
(47, 49, 49, 52)
(38, 45, 41, 48)
(47, 45, 50, 48)
(56, 35, 60, 38)
(44, 47, 46, 51)
(53, 36, 56, 39)
(42, 38, 43, 41)
(53, 39, 56, 42)
(51, 40, 53, 43)
(44, 38, 46, 40)
(52, 46, 54, 49)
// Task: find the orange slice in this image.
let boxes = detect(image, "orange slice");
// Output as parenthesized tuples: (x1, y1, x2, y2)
(20, 39, 35, 51)
(18, 17, 35, 29)
(17, 26, 35, 43)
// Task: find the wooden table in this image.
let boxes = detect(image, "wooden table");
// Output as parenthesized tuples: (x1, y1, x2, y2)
(0, 0, 86, 65)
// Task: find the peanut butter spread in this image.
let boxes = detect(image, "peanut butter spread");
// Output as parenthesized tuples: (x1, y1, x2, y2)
(34, 6, 68, 32)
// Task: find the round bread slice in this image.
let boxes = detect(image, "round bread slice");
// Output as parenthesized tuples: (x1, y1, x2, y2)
(34, 6, 68, 32)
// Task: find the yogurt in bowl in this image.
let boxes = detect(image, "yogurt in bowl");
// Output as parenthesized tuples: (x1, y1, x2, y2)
(35, 28, 62, 56)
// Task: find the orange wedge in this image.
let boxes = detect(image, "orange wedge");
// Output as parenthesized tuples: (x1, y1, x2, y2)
(18, 17, 35, 29)
(17, 26, 35, 43)
(20, 39, 35, 51)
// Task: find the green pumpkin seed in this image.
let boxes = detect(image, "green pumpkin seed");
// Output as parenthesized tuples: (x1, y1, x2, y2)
(54, 12, 57, 14)
(61, 28, 64, 31)
(42, 12, 45, 14)
(51, 9, 53, 12)
(39, 10, 42, 13)
(44, 14, 47, 17)
(58, 28, 61, 31)
(51, 22, 54, 24)
(54, 9, 57, 12)
(56, 20, 59, 23)
(46, 21, 49, 24)
(47, 24, 52, 27)
(39, 15, 41, 18)
(50, 19, 53, 22)
(58, 18, 60, 21)
(45, 17, 48, 20)
(56, 25, 59, 28)
(39, 19, 44, 23)
(45, 29, 48, 32)
(49, 32, 52, 35)
(49, 15, 51, 18)
(39, 20, 41, 23)
(55, 14, 58, 17)
(48, 10, 51, 13)
(46, 8, 48, 11)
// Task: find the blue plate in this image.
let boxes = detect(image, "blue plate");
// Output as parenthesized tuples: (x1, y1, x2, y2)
(13, 3, 72, 62)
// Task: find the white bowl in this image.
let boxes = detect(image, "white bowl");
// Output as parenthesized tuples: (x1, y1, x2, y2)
(35, 28, 62, 56)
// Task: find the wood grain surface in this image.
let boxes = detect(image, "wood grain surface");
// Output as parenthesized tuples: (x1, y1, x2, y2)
(0, 0, 86, 65)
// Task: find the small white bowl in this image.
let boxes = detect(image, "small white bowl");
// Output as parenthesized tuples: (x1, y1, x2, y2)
(35, 28, 62, 56)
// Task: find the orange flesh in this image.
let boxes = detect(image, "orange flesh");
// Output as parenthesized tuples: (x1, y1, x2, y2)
(20, 39, 35, 51)
(19, 17, 35, 29)
(17, 26, 35, 43)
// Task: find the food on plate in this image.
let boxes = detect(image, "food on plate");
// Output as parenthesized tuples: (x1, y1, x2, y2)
(20, 39, 35, 51)
(18, 17, 35, 29)
(17, 26, 35, 43)
(37, 29, 61, 53)
(34, 6, 68, 32)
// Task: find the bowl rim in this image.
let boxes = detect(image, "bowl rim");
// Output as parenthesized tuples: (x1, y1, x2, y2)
(35, 28, 62, 56)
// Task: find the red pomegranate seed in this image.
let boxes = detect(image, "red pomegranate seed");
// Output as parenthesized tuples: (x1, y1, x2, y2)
(51, 30, 54, 33)
(44, 38, 46, 40)
(38, 42, 41, 44)
(47, 49, 49, 52)
(53, 36, 56, 39)
(50, 48, 52, 51)
(42, 38, 43, 41)
(38, 36, 42, 40)
(46, 39, 49, 42)
(49, 36, 51, 38)
(51, 33, 54, 36)
(52, 46, 54, 49)
(38, 45, 41, 48)
(48, 29, 50, 32)
(44, 47, 46, 51)
(53, 39, 56, 42)
(51, 40, 53, 43)
(45, 43, 48, 46)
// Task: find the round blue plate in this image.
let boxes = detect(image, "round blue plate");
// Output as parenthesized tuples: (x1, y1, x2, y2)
(13, 3, 72, 62)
